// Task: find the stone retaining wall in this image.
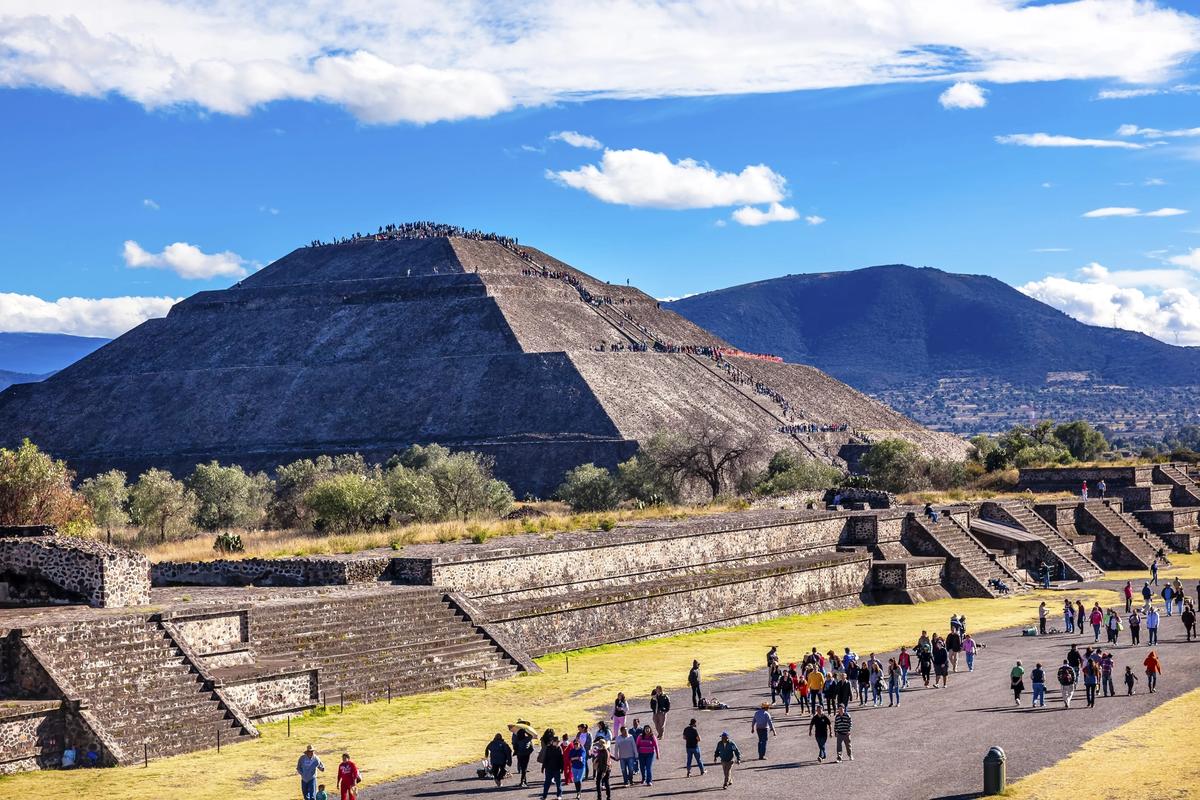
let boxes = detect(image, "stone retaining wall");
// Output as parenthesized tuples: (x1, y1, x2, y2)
(221, 670, 317, 723)
(1019, 466, 1152, 491)
(0, 701, 63, 774)
(152, 555, 391, 587)
(486, 554, 870, 656)
(0, 536, 149, 608)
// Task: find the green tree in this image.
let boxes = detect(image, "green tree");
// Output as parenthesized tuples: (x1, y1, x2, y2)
(186, 461, 270, 531)
(1167, 425, 1200, 452)
(390, 443, 452, 472)
(754, 449, 844, 495)
(271, 453, 366, 529)
(0, 439, 90, 532)
(129, 469, 197, 542)
(381, 464, 443, 521)
(556, 463, 622, 512)
(617, 437, 681, 506)
(1053, 420, 1109, 462)
(427, 451, 513, 520)
(303, 473, 390, 533)
(79, 469, 129, 542)
(968, 435, 997, 465)
(859, 439, 927, 493)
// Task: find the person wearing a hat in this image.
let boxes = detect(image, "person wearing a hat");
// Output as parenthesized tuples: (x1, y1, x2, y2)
(296, 745, 325, 800)
(713, 731, 741, 789)
(750, 702, 775, 760)
(509, 721, 535, 788)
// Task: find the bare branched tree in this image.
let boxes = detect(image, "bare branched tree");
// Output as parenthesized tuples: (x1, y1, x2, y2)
(642, 425, 765, 501)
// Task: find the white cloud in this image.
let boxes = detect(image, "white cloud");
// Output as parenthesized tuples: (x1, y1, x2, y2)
(1098, 84, 1200, 100)
(258, 205, 280, 215)
(1145, 177, 1167, 186)
(996, 133, 1151, 149)
(1169, 248, 1200, 270)
(1021, 263, 1200, 345)
(1117, 123, 1200, 139)
(122, 240, 252, 279)
(938, 81, 987, 109)
(1041, 182, 1055, 188)
(1082, 207, 1188, 218)
(0, 293, 179, 337)
(142, 198, 159, 210)
(1033, 247, 1071, 253)
(549, 130, 603, 150)
(731, 203, 800, 227)
(0, 2, 1197, 125)
(804, 215, 826, 226)
(549, 148, 787, 209)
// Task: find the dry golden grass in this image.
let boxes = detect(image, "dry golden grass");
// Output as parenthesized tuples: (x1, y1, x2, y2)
(897, 488, 1075, 506)
(0, 588, 1113, 800)
(1104, 552, 1200, 583)
(1007, 685, 1200, 799)
(118, 502, 739, 563)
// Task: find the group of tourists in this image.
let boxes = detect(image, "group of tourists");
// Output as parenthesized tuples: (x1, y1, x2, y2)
(295, 746, 360, 800)
(1009, 643, 1165, 709)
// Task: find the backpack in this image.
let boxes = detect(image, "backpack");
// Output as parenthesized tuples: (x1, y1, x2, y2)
(1058, 665, 1074, 685)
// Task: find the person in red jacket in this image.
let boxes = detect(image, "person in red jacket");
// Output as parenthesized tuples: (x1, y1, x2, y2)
(337, 752, 360, 800)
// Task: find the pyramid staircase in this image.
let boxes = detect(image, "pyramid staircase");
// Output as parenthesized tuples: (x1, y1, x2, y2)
(1154, 463, 1200, 507)
(994, 500, 1104, 581)
(908, 514, 1028, 597)
(24, 617, 255, 762)
(1081, 501, 1173, 568)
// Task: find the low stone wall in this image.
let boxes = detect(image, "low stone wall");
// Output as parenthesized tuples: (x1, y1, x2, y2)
(1118, 486, 1172, 511)
(1135, 508, 1200, 535)
(870, 558, 949, 603)
(0, 536, 149, 608)
(485, 553, 870, 657)
(162, 609, 248, 659)
(0, 701, 62, 774)
(1034, 502, 1081, 537)
(152, 554, 391, 587)
(221, 669, 317, 723)
(1019, 466, 1152, 491)
(394, 510, 852, 598)
(1159, 531, 1199, 554)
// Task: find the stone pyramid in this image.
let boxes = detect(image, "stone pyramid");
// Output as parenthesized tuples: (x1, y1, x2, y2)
(0, 230, 967, 494)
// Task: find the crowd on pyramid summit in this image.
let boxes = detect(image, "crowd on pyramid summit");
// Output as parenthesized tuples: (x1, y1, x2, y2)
(307, 221, 526, 251)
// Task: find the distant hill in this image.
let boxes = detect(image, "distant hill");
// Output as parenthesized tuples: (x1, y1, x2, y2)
(0, 369, 40, 391)
(0, 332, 110, 376)
(667, 265, 1200, 390)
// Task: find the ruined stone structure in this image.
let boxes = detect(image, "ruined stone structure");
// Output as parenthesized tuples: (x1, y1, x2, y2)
(0, 535, 149, 608)
(0, 234, 966, 495)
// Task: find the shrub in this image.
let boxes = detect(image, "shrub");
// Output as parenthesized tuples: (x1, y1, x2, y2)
(303, 474, 390, 533)
(129, 468, 197, 542)
(755, 450, 844, 496)
(79, 469, 129, 541)
(0, 439, 91, 533)
(187, 461, 271, 531)
(598, 517, 616, 531)
(212, 532, 245, 554)
(556, 463, 622, 512)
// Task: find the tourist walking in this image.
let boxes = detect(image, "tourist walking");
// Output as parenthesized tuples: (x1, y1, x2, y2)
(1174, 578, 1185, 614)
(682, 719, 704, 777)
(1124, 665, 1139, 695)
(1090, 604, 1104, 641)
(962, 633, 977, 672)
(751, 702, 775, 759)
(1076, 600, 1086, 636)
(1010, 661, 1025, 705)
(776, 668, 794, 713)
(650, 687, 669, 738)
(1124, 581, 1134, 613)
(1144, 651, 1162, 693)
(1031, 662, 1046, 707)
(296, 745, 326, 800)
(1151, 559, 1159, 586)
(887, 658, 902, 706)
(336, 753, 360, 800)
(1067, 644, 1083, 685)
(612, 693, 628, 734)
(1142, 582, 1153, 610)
(688, 661, 702, 708)
(509, 723, 536, 788)
(1128, 608, 1142, 646)
(1039, 602, 1048, 636)
(566, 735, 585, 795)
(591, 738, 612, 800)
(1107, 608, 1122, 645)
(486, 734, 513, 787)
(833, 705, 853, 762)
(869, 655, 884, 706)
(712, 732, 741, 789)
(807, 665, 826, 714)
(947, 629, 963, 671)
(897, 646, 911, 686)
(540, 730, 565, 799)
(1100, 652, 1115, 698)
(1082, 659, 1099, 708)
(932, 637, 950, 687)
(1182, 602, 1197, 641)
(1147, 606, 1160, 645)
(1063, 599, 1074, 633)
(613, 727, 636, 786)
(1163, 584, 1174, 616)
(1057, 661, 1076, 708)
(635, 725, 658, 786)
(806, 705, 831, 762)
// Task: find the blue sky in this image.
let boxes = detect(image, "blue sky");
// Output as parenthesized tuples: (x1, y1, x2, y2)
(1, 1, 1199, 342)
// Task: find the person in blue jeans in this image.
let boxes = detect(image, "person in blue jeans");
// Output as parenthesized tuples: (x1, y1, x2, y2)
(539, 731, 565, 799)
(296, 745, 325, 800)
(750, 703, 775, 759)
(1030, 663, 1046, 707)
(682, 719, 704, 777)
(635, 726, 658, 785)
(613, 727, 637, 786)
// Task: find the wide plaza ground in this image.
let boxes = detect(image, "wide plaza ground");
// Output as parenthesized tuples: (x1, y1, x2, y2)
(2, 559, 1197, 800)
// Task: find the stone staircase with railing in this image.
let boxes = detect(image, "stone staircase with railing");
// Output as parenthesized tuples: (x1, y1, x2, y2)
(1081, 501, 1173, 568)
(992, 501, 1104, 581)
(1154, 463, 1200, 507)
(906, 514, 1028, 598)
(247, 588, 521, 704)
(23, 616, 254, 761)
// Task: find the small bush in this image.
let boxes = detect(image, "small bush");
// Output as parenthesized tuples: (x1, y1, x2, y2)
(468, 525, 492, 544)
(212, 532, 244, 554)
(598, 517, 616, 531)
(556, 463, 622, 512)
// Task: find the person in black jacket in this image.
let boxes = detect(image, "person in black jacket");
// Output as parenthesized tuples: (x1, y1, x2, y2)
(835, 674, 853, 710)
(808, 706, 832, 762)
(688, 660, 702, 708)
(510, 722, 535, 788)
(540, 730, 564, 799)
(486, 733, 513, 787)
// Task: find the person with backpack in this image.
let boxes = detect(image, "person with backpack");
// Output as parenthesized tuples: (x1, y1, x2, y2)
(611, 693, 628, 735)
(1163, 584, 1174, 617)
(1030, 662, 1046, 707)
(1128, 608, 1142, 646)
(688, 661, 702, 708)
(808, 706, 832, 762)
(1182, 601, 1197, 642)
(1144, 651, 1162, 693)
(1141, 582, 1153, 609)
(1082, 658, 1099, 708)
(682, 719, 704, 777)
(650, 687, 670, 738)
(486, 733, 513, 787)
(712, 732, 741, 789)
(1058, 661, 1077, 708)
(1010, 660, 1026, 705)
(540, 730, 565, 799)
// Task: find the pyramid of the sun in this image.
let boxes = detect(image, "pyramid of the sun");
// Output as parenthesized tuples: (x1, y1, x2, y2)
(0, 233, 968, 493)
